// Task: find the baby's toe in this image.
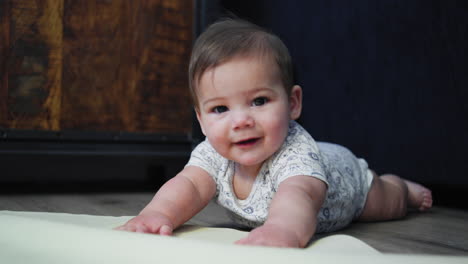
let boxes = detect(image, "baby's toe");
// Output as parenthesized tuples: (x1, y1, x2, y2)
(419, 190, 433, 211)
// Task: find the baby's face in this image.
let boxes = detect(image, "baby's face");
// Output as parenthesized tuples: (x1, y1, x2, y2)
(195, 56, 301, 170)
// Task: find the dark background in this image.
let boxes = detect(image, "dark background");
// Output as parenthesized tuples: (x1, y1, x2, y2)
(208, 0, 468, 208)
(2, 1, 467, 209)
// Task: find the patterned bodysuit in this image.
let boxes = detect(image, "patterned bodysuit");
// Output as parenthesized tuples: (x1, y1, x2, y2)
(186, 121, 373, 233)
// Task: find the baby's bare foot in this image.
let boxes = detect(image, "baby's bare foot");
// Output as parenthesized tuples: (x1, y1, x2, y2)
(405, 180, 433, 211)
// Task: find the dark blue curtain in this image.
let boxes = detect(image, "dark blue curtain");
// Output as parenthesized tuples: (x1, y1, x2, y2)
(217, 0, 468, 206)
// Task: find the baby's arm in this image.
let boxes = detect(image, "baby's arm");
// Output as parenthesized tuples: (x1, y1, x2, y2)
(115, 166, 216, 235)
(236, 176, 327, 248)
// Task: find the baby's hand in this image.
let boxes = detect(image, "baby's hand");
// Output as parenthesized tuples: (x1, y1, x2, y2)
(114, 213, 173, 236)
(235, 223, 301, 248)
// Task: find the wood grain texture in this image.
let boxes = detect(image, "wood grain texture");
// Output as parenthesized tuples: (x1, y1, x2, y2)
(0, 0, 63, 131)
(0, 0, 9, 118)
(0, 0, 193, 134)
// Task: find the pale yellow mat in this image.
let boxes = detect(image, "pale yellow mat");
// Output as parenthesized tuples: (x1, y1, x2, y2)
(0, 211, 465, 264)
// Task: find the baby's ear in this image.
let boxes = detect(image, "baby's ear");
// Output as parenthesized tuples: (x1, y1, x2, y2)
(289, 85, 302, 120)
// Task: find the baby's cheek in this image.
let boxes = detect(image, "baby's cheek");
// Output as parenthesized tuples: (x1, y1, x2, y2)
(269, 118, 289, 139)
(206, 132, 228, 154)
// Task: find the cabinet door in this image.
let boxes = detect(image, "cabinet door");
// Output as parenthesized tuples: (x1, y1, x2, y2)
(0, 0, 194, 135)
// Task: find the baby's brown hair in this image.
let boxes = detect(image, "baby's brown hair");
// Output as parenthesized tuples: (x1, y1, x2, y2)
(188, 18, 294, 109)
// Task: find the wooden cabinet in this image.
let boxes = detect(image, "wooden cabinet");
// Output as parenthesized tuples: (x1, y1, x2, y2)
(0, 0, 194, 135)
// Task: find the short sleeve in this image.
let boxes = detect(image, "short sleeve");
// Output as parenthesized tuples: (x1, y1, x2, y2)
(185, 139, 224, 181)
(270, 122, 328, 189)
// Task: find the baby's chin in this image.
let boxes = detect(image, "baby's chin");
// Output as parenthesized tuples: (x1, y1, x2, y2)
(230, 154, 272, 168)
(213, 143, 278, 167)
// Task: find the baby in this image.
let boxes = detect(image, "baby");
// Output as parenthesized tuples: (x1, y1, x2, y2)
(116, 19, 432, 248)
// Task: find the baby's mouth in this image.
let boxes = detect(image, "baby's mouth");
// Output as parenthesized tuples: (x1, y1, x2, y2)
(235, 138, 260, 146)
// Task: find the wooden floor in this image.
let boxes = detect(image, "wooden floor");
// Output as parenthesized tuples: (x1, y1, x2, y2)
(1, 192, 467, 255)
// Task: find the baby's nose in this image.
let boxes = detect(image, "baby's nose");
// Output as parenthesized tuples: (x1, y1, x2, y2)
(231, 109, 254, 130)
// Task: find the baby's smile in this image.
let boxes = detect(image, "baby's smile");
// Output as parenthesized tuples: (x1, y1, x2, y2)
(234, 137, 261, 148)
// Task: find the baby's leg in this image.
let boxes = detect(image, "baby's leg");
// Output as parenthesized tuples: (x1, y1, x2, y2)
(358, 172, 432, 221)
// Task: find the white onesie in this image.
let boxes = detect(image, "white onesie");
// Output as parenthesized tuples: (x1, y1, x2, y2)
(186, 121, 373, 233)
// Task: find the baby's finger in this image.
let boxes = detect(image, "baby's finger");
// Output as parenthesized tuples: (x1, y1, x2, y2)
(135, 225, 149, 233)
(114, 225, 124, 230)
(234, 236, 250, 245)
(159, 225, 173, 236)
(114, 224, 135, 232)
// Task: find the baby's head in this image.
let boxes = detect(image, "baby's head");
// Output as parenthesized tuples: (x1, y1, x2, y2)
(188, 19, 302, 168)
(189, 19, 294, 110)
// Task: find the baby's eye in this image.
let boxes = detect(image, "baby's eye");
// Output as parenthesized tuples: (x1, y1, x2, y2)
(252, 97, 268, 106)
(212, 106, 228, 114)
